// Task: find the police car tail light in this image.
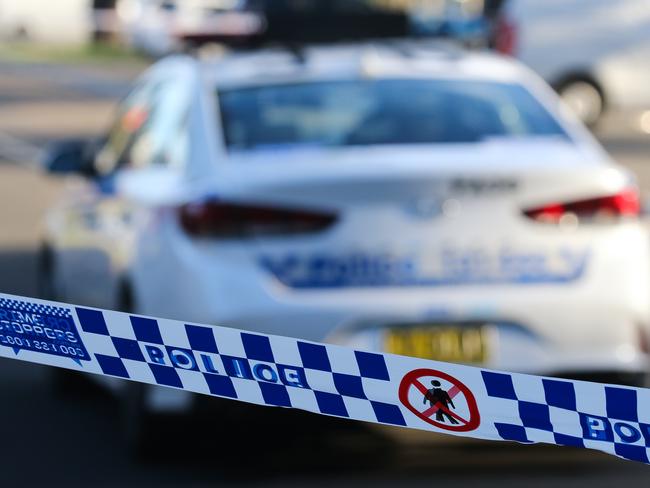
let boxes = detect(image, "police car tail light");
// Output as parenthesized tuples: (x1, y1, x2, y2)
(523, 188, 640, 224)
(178, 199, 337, 238)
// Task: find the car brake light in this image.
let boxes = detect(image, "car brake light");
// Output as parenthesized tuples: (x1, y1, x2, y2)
(523, 189, 641, 224)
(494, 15, 517, 56)
(179, 199, 337, 238)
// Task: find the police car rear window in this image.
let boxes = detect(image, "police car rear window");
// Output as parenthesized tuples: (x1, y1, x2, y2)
(218, 79, 570, 150)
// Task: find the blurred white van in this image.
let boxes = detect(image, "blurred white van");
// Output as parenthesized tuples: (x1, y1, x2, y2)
(116, 0, 263, 57)
(497, 0, 650, 125)
(0, 0, 95, 45)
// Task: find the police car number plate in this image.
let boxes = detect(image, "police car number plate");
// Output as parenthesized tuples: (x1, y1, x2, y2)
(384, 325, 490, 364)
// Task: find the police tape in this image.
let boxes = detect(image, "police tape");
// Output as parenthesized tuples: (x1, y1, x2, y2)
(1, 291, 649, 465)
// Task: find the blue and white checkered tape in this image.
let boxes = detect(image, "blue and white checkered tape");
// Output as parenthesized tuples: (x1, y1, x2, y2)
(1, 292, 650, 465)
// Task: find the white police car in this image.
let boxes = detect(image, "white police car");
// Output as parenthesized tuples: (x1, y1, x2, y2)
(41, 42, 650, 443)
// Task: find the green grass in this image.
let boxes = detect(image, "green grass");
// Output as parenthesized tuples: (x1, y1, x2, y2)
(0, 42, 149, 66)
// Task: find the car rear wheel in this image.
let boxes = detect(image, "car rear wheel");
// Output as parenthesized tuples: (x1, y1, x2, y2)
(121, 382, 163, 458)
(558, 80, 604, 127)
(117, 282, 176, 459)
(116, 282, 151, 456)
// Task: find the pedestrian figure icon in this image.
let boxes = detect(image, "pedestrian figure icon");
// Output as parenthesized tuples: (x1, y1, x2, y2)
(423, 380, 459, 424)
(399, 368, 480, 431)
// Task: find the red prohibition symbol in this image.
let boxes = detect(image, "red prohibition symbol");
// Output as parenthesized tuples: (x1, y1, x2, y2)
(399, 368, 481, 432)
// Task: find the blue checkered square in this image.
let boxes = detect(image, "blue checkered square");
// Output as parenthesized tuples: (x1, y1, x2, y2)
(482, 371, 517, 400)
(355, 351, 389, 381)
(298, 342, 331, 371)
(131, 316, 163, 344)
(95, 354, 129, 378)
(543, 379, 576, 411)
(495, 423, 530, 443)
(519, 401, 553, 431)
(185, 324, 219, 353)
(606, 387, 638, 422)
(371, 401, 406, 426)
(314, 390, 348, 417)
(242, 333, 275, 363)
(333, 373, 366, 399)
(203, 373, 237, 398)
(112, 337, 145, 362)
(554, 433, 584, 448)
(259, 382, 291, 407)
(149, 363, 182, 388)
(76, 308, 109, 335)
(615, 443, 649, 464)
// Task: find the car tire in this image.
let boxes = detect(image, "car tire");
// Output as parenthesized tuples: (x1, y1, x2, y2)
(121, 382, 162, 459)
(50, 367, 97, 398)
(116, 282, 151, 456)
(121, 382, 195, 461)
(558, 79, 604, 128)
(117, 282, 171, 459)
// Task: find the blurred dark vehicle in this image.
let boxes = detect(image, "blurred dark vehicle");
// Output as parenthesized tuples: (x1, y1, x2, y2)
(254, 0, 508, 49)
(494, 0, 650, 126)
(116, 0, 507, 56)
(251, 0, 408, 46)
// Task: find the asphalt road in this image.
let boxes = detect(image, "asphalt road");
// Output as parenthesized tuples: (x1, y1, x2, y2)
(1, 58, 649, 487)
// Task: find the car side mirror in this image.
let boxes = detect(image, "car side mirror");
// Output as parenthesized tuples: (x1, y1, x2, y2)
(43, 139, 98, 178)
